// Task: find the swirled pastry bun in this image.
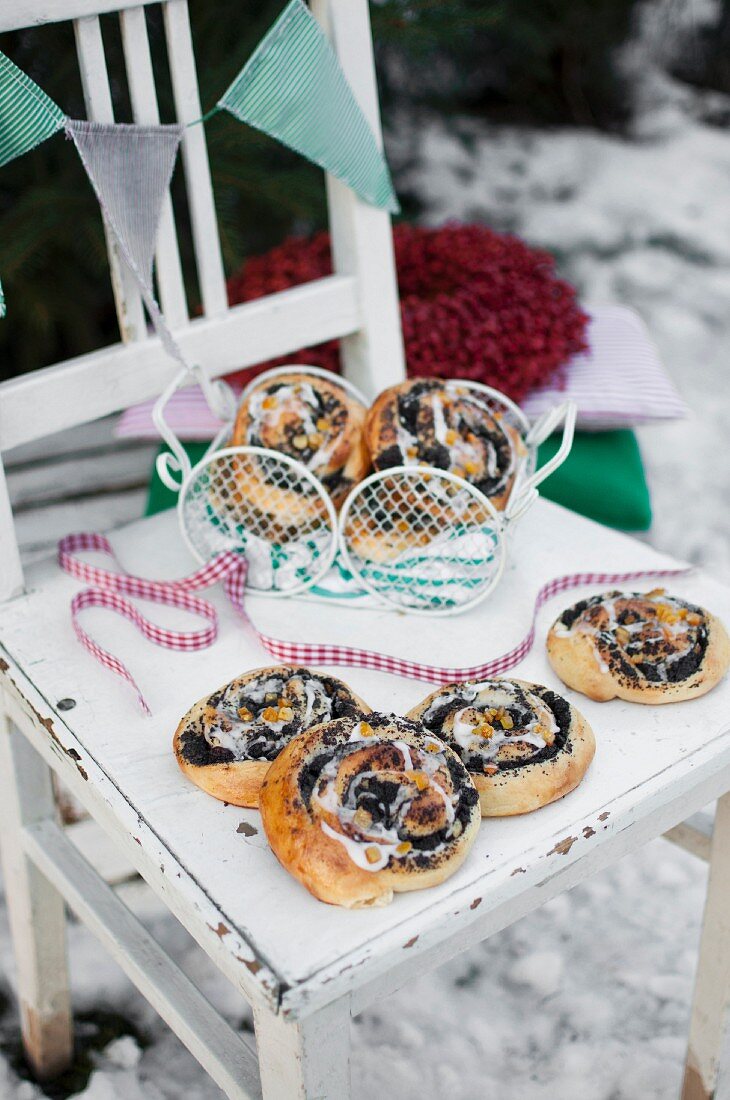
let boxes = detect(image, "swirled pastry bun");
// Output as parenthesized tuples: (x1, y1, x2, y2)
(259, 713, 481, 908)
(231, 371, 370, 509)
(547, 589, 730, 704)
(364, 378, 526, 511)
(408, 678, 594, 817)
(174, 666, 370, 808)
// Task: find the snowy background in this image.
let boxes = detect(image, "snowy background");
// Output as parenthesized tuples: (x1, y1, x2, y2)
(1, 0, 729, 1096)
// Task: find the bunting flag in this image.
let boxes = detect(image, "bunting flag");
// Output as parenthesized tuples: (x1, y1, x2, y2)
(0, 50, 64, 167)
(66, 119, 187, 366)
(217, 0, 399, 213)
(0, 1, 400, 321)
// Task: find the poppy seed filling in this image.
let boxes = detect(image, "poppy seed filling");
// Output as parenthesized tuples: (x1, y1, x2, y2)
(298, 714, 478, 873)
(180, 670, 362, 767)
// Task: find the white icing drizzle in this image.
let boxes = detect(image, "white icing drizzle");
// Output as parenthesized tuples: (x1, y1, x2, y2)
(314, 733, 459, 872)
(246, 383, 337, 471)
(451, 708, 545, 758)
(396, 422, 419, 463)
(560, 592, 702, 682)
(303, 680, 321, 725)
(423, 679, 557, 764)
(593, 650, 610, 674)
(431, 395, 488, 475)
(320, 821, 392, 872)
(445, 383, 518, 485)
(393, 385, 517, 494)
(203, 673, 334, 759)
(249, 383, 318, 431)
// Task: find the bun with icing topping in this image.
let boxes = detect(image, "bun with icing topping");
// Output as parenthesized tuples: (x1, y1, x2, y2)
(546, 589, 730, 704)
(364, 377, 526, 512)
(259, 712, 481, 908)
(231, 371, 370, 511)
(407, 678, 594, 817)
(173, 666, 370, 808)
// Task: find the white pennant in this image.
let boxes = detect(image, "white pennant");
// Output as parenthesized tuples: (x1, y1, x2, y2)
(67, 119, 186, 365)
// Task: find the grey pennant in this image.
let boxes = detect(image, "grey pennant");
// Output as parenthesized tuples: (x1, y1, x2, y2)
(66, 119, 187, 366)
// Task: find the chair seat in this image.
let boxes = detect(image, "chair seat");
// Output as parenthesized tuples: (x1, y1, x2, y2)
(1, 500, 729, 1020)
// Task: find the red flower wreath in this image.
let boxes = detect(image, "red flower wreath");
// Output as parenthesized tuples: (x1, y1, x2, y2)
(225, 222, 588, 403)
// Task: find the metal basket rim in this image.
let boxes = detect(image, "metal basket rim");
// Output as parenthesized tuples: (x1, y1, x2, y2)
(238, 363, 370, 409)
(337, 464, 508, 617)
(177, 444, 339, 598)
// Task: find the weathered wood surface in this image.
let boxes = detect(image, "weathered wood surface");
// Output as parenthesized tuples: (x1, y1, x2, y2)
(24, 818, 262, 1099)
(682, 793, 730, 1100)
(0, 712, 74, 1080)
(2, 491, 730, 1022)
(4, 417, 155, 564)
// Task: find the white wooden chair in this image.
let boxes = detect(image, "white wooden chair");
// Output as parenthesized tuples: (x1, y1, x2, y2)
(0, 3, 729, 1099)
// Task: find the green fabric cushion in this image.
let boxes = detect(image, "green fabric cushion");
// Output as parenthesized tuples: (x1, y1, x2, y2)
(536, 429, 651, 531)
(146, 442, 209, 518)
(145, 429, 652, 532)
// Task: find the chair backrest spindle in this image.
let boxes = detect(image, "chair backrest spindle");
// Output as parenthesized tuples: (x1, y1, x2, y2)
(0, 0, 405, 602)
(119, 5, 189, 328)
(311, 0, 403, 396)
(73, 13, 149, 342)
(162, 0, 228, 318)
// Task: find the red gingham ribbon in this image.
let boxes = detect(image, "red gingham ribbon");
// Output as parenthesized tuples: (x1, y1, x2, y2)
(58, 532, 692, 714)
(58, 533, 248, 715)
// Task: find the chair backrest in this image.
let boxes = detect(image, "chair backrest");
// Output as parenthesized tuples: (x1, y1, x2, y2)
(0, 0, 405, 600)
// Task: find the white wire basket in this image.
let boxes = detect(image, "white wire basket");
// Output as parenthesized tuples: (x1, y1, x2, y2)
(152, 365, 576, 615)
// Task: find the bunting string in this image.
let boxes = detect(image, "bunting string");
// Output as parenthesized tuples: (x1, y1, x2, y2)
(0, 0, 398, 319)
(65, 119, 189, 370)
(58, 532, 693, 715)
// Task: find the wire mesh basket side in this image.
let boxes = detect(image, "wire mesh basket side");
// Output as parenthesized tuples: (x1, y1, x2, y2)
(448, 379, 532, 439)
(338, 467, 507, 615)
(178, 445, 338, 596)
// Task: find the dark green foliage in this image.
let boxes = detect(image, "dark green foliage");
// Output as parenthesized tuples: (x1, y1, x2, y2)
(0, 0, 640, 381)
(374, 0, 638, 127)
(0, 4, 327, 381)
(668, 0, 730, 101)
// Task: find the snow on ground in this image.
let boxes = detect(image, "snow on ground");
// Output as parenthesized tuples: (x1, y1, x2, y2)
(0, 834, 709, 1099)
(392, 0, 730, 582)
(0, 2, 728, 1096)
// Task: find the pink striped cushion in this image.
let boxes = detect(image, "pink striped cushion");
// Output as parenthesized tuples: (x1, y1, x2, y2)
(119, 382, 231, 441)
(115, 304, 686, 441)
(521, 305, 686, 428)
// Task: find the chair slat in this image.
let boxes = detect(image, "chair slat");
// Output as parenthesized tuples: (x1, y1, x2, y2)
(162, 0, 228, 318)
(310, 0, 404, 398)
(0, 0, 143, 33)
(0, 462, 24, 601)
(73, 14, 149, 343)
(24, 819, 262, 1100)
(0, 274, 361, 451)
(119, 5, 188, 329)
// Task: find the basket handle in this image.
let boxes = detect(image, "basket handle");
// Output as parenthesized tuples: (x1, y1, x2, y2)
(505, 400, 577, 523)
(152, 366, 237, 492)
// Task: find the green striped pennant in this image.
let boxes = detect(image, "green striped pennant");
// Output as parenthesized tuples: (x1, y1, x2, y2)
(217, 0, 398, 213)
(0, 51, 64, 168)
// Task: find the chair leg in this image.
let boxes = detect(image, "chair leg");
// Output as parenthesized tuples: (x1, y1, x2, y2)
(253, 997, 351, 1100)
(0, 709, 74, 1080)
(682, 792, 730, 1100)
